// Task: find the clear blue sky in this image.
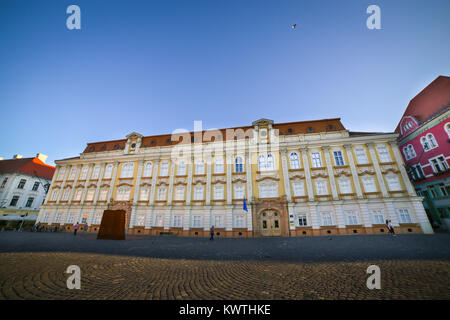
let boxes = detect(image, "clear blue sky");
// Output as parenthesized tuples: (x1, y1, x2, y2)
(1, 0, 449, 165)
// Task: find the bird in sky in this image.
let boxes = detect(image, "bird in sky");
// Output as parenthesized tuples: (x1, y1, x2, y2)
(291, 24, 297, 30)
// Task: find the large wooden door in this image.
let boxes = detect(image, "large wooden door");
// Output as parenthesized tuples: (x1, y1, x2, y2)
(260, 210, 281, 236)
(97, 210, 126, 240)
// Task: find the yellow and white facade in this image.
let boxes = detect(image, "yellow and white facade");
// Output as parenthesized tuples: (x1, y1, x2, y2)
(37, 118, 433, 236)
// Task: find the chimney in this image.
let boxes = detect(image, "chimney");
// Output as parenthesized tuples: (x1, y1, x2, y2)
(36, 153, 48, 163)
(13, 154, 23, 159)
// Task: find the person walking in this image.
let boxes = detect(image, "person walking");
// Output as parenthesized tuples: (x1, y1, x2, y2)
(210, 225, 215, 241)
(387, 219, 396, 236)
(74, 222, 79, 236)
(84, 222, 88, 232)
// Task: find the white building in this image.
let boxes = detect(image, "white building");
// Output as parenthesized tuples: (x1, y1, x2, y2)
(0, 154, 55, 217)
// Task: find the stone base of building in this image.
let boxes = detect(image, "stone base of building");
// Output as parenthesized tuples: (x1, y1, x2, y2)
(37, 223, 424, 236)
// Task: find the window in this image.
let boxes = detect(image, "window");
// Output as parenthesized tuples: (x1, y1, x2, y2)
(338, 178, 352, 194)
(235, 215, 245, 228)
(94, 212, 102, 224)
(362, 177, 377, 193)
(194, 185, 204, 200)
(445, 123, 450, 138)
(320, 212, 333, 226)
(292, 181, 305, 196)
(91, 166, 100, 179)
(25, 197, 34, 207)
(62, 188, 70, 201)
(259, 182, 278, 198)
(315, 180, 328, 195)
(17, 179, 26, 189)
(213, 184, 224, 200)
(333, 151, 344, 166)
(377, 145, 391, 163)
(258, 154, 275, 171)
(174, 186, 184, 201)
(214, 216, 224, 228)
(155, 215, 163, 227)
(86, 189, 95, 201)
(311, 152, 322, 168)
(427, 134, 438, 148)
(121, 163, 134, 178)
(1, 177, 8, 188)
(234, 184, 245, 199)
(431, 156, 449, 173)
(410, 164, 425, 180)
(235, 157, 244, 173)
(160, 162, 169, 176)
(438, 183, 449, 197)
(355, 148, 369, 164)
(386, 175, 402, 191)
(99, 189, 108, 201)
(407, 145, 416, 159)
(143, 162, 153, 177)
(192, 216, 201, 227)
(136, 213, 145, 226)
(214, 158, 224, 174)
(10, 196, 19, 206)
(289, 152, 300, 169)
(81, 214, 88, 224)
(116, 187, 131, 201)
(69, 167, 77, 180)
(173, 216, 182, 227)
(195, 160, 205, 175)
(80, 167, 88, 180)
(371, 210, 385, 224)
(139, 187, 149, 201)
(421, 136, 430, 151)
(55, 213, 62, 223)
(51, 189, 59, 201)
(104, 165, 113, 179)
(74, 189, 82, 201)
(397, 209, 412, 223)
(157, 187, 167, 201)
(297, 214, 307, 226)
(176, 161, 186, 175)
(57, 167, 66, 180)
(346, 211, 358, 225)
(427, 186, 437, 198)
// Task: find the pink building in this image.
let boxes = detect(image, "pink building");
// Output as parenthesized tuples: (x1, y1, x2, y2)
(395, 75, 450, 228)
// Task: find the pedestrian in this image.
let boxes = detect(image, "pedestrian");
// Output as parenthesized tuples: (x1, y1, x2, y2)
(387, 219, 396, 236)
(210, 225, 215, 241)
(74, 222, 79, 236)
(84, 222, 88, 232)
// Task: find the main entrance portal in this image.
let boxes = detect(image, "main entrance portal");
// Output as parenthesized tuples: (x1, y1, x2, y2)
(260, 210, 281, 237)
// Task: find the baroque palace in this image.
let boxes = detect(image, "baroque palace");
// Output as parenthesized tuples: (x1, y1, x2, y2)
(37, 118, 433, 237)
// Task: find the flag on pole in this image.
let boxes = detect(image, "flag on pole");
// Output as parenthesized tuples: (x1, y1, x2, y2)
(243, 196, 248, 212)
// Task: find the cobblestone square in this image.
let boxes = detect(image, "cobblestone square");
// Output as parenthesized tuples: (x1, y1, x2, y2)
(0, 232, 449, 300)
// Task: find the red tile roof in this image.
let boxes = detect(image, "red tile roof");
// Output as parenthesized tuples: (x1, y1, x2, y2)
(82, 118, 346, 154)
(395, 75, 450, 133)
(0, 157, 55, 180)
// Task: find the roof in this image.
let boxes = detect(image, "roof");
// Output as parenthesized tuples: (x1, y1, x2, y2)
(82, 118, 347, 154)
(0, 157, 55, 180)
(395, 75, 450, 133)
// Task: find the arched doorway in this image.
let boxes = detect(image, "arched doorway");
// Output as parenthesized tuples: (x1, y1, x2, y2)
(260, 210, 281, 236)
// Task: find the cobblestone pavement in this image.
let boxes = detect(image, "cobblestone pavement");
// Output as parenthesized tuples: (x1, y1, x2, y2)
(0, 232, 449, 299)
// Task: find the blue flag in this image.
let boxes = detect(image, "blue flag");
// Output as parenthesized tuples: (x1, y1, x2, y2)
(243, 196, 248, 212)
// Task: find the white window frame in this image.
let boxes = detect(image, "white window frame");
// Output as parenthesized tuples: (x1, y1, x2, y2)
(289, 152, 300, 169)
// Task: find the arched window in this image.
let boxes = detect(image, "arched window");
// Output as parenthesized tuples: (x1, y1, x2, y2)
(235, 157, 243, 173)
(403, 147, 410, 159)
(214, 158, 224, 174)
(407, 145, 416, 158)
(143, 162, 153, 177)
(258, 154, 266, 171)
(266, 154, 275, 170)
(116, 187, 131, 201)
(445, 123, 450, 138)
(421, 137, 430, 151)
(195, 160, 205, 175)
(121, 163, 134, 178)
(289, 152, 300, 169)
(427, 134, 437, 148)
(104, 164, 113, 179)
(177, 161, 186, 175)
